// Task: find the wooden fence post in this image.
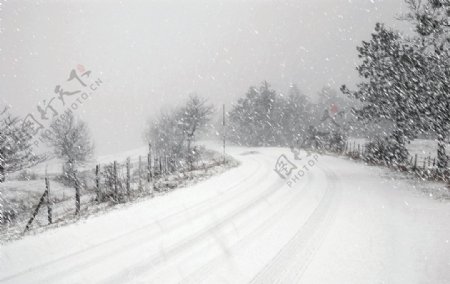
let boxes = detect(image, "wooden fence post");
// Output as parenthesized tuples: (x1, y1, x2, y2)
(45, 177, 52, 224)
(24, 189, 49, 233)
(95, 164, 100, 201)
(74, 172, 81, 216)
(164, 155, 169, 174)
(138, 155, 142, 190)
(126, 158, 131, 199)
(154, 156, 159, 177)
(113, 161, 118, 201)
(169, 156, 172, 173)
(148, 144, 152, 183)
(414, 154, 418, 169)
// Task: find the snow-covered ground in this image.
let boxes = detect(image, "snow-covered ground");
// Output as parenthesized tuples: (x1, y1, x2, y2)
(1, 145, 450, 283)
(0, 147, 235, 241)
(1, 147, 151, 210)
(7, 146, 150, 179)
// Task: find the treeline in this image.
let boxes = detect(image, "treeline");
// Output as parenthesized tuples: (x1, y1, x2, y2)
(226, 82, 353, 148)
(342, 0, 450, 169)
(227, 82, 310, 146)
(146, 83, 353, 160)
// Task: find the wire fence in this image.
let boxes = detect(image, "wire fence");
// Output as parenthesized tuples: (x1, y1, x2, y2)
(342, 141, 450, 184)
(16, 147, 230, 236)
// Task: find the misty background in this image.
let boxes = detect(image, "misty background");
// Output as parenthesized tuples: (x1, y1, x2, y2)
(1, 0, 410, 156)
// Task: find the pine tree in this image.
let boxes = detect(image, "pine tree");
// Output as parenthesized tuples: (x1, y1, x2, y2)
(341, 23, 425, 164)
(404, 0, 450, 168)
(279, 84, 311, 146)
(229, 81, 281, 146)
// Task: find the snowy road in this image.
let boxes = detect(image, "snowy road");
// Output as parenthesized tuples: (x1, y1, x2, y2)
(1, 146, 450, 283)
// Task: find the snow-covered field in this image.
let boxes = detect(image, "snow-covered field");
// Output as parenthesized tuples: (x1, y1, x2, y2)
(1, 144, 449, 283)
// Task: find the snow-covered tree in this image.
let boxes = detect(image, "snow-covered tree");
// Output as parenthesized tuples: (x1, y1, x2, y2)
(228, 86, 260, 146)
(178, 95, 214, 167)
(229, 81, 281, 146)
(145, 95, 213, 168)
(146, 109, 185, 159)
(229, 81, 316, 147)
(278, 84, 312, 145)
(341, 23, 425, 164)
(0, 106, 43, 182)
(403, 0, 450, 168)
(42, 111, 94, 215)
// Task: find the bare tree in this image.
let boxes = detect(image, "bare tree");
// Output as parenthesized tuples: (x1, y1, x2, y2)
(145, 109, 185, 160)
(179, 95, 214, 167)
(0, 105, 44, 182)
(145, 95, 214, 169)
(42, 111, 94, 215)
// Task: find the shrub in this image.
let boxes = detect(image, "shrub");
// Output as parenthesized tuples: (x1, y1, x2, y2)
(0, 207, 16, 225)
(328, 131, 347, 153)
(364, 137, 408, 166)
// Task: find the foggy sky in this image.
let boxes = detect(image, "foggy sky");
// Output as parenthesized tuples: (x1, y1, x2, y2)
(1, 0, 411, 156)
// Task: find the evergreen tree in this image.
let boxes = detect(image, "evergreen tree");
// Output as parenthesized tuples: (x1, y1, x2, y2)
(229, 81, 280, 146)
(229, 81, 314, 147)
(404, 0, 450, 168)
(341, 23, 425, 164)
(279, 84, 311, 145)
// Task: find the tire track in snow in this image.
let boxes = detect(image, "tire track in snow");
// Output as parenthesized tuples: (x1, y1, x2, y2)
(100, 168, 287, 284)
(250, 164, 342, 284)
(179, 171, 317, 284)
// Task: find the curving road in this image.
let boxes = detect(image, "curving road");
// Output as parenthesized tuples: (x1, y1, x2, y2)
(1, 146, 450, 283)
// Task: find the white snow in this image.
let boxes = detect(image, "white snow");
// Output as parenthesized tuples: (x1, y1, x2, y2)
(1, 145, 450, 283)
